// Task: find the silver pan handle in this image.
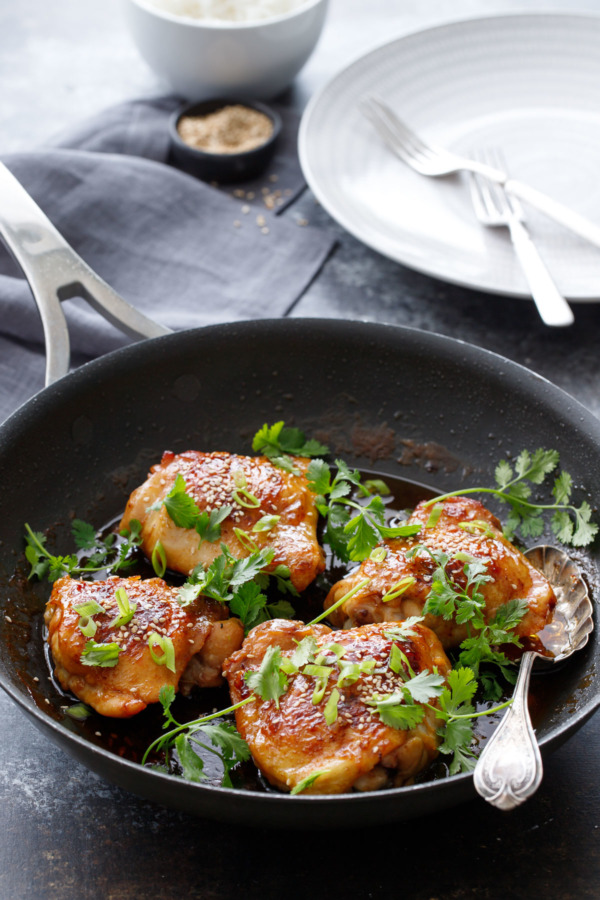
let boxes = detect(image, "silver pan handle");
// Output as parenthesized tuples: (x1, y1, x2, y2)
(0, 161, 171, 386)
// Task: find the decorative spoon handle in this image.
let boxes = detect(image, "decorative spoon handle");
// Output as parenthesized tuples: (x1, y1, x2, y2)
(473, 650, 543, 810)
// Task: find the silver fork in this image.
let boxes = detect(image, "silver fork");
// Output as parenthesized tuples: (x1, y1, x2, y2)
(359, 95, 600, 250)
(470, 149, 574, 327)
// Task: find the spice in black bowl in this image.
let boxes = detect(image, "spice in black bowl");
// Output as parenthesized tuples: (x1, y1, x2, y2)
(169, 99, 282, 184)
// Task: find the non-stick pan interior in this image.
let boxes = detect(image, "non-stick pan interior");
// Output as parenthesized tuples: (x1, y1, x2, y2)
(0, 319, 598, 827)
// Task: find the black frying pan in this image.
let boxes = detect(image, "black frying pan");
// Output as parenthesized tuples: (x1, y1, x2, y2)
(1, 167, 599, 829)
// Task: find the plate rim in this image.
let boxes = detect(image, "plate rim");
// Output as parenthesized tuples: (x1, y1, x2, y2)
(298, 10, 600, 302)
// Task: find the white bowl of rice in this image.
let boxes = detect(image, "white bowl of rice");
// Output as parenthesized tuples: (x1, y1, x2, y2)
(123, 0, 329, 100)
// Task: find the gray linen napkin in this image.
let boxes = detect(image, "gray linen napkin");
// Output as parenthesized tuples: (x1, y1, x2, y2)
(0, 97, 334, 421)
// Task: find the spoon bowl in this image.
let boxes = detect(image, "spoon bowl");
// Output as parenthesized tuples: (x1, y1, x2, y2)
(473, 544, 594, 810)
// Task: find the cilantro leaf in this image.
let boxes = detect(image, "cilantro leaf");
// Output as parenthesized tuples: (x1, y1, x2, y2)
(253, 421, 329, 473)
(158, 684, 179, 730)
(228, 581, 268, 632)
(161, 474, 201, 529)
(194, 722, 251, 786)
(402, 670, 446, 704)
(434, 667, 478, 773)
(71, 519, 98, 550)
(245, 645, 289, 706)
(290, 635, 318, 669)
(174, 734, 206, 783)
(439, 667, 478, 716)
(429, 447, 597, 548)
(368, 694, 425, 730)
(196, 506, 233, 542)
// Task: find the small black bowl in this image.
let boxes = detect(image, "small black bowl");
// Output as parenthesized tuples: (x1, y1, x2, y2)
(169, 98, 282, 184)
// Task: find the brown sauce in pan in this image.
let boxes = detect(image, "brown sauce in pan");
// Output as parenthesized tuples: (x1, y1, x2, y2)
(8, 471, 592, 793)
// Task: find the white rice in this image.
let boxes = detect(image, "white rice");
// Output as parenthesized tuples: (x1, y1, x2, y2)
(142, 0, 311, 22)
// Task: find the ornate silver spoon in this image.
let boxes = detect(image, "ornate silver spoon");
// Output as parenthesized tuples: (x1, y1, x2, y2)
(473, 545, 594, 810)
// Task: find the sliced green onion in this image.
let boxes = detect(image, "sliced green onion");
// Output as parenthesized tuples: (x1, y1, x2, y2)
(302, 664, 333, 704)
(389, 643, 405, 675)
(315, 643, 346, 666)
(148, 632, 176, 673)
(337, 660, 360, 688)
(151, 540, 167, 577)
(109, 587, 137, 629)
(309, 578, 371, 626)
(363, 479, 391, 496)
(78, 615, 97, 638)
(290, 770, 329, 795)
(232, 488, 261, 509)
(454, 551, 478, 564)
(279, 658, 299, 676)
(459, 520, 495, 538)
(426, 504, 444, 528)
(65, 703, 92, 721)
(389, 644, 415, 678)
(233, 528, 259, 553)
(81, 640, 120, 668)
(324, 688, 340, 725)
(232, 468, 248, 489)
(74, 599, 106, 618)
(252, 514, 281, 532)
(337, 658, 376, 688)
(370, 546, 387, 563)
(382, 575, 416, 603)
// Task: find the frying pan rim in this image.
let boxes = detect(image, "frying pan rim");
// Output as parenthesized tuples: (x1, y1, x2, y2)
(1, 317, 599, 812)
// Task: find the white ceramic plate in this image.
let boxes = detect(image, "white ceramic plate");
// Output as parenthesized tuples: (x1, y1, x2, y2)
(299, 13, 600, 300)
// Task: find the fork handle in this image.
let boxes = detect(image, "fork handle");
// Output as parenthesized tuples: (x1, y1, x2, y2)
(506, 217, 574, 327)
(473, 650, 544, 810)
(505, 178, 600, 252)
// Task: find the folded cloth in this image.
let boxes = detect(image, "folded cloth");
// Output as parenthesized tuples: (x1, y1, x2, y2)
(0, 96, 335, 421)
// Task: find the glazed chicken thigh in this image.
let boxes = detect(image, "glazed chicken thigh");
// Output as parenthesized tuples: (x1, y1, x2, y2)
(45, 575, 243, 717)
(325, 496, 556, 647)
(223, 618, 451, 794)
(120, 451, 325, 592)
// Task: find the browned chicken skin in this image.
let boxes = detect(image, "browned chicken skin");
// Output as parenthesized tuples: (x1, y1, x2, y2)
(45, 575, 244, 718)
(223, 618, 451, 795)
(325, 496, 556, 647)
(120, 451, 325, 592)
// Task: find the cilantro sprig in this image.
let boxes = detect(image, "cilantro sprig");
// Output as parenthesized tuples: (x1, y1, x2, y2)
(306, 458, 421, 562)
(409, 545, 528, 700)
(150, 473, 232, 542)
(24, 519, 143, 583)
(428, 667, 512, 774)
(427, 448, 597, 548)
(177, 544, 295, 632)
(252, 421, 329, 474)
(143, 685, 251, 787)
